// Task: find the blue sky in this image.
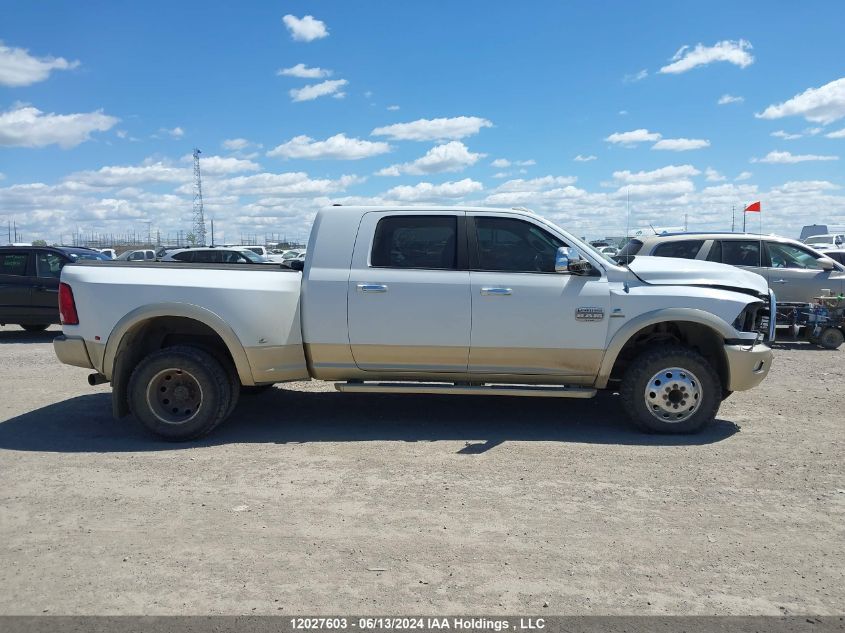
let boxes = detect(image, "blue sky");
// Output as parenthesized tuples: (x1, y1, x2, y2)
(2, 1, 845, 244)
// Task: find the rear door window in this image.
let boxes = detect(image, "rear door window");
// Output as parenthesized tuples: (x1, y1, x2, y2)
(0, 253, 28, 276)
(719, 240, 762, 267)
(171, 251, 194, 262)
(371, 216, 458, 269)
(652, 240, 705, 259)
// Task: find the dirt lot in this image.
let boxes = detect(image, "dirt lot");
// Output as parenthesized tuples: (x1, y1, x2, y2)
(0, 324, 842, 615)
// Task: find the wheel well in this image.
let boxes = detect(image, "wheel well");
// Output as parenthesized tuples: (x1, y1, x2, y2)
(608, 321, 728, 391)
(111, 316, 237, 417)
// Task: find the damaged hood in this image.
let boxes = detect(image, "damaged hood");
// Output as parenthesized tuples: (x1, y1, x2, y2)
(626, 256, 769, 295)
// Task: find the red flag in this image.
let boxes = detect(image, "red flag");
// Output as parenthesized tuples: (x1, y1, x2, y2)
(744, 201, 761, 213)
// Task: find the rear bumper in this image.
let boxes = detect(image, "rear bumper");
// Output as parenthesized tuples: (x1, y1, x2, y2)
(53, 335, 94, 369)
(724, 342, 772, 392)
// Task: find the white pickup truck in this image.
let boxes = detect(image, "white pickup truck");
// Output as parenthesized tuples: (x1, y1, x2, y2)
(54, 206, 774, 440)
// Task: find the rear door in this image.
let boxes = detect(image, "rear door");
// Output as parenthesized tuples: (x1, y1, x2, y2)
(347, 211, 471, 373)
(31, 251, 67, 322)
(0, 250, 33, 321)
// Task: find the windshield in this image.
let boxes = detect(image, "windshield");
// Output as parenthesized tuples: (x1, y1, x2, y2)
(68, 251, 109, 261)
(615, 239, 644, 262)
(239, 249, 266, 263)
(805, 236, 833, 245)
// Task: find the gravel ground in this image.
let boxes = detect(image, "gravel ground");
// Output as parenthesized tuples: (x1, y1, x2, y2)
(0, 324, 842, 615)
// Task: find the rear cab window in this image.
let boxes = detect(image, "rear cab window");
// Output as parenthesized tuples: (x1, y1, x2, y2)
(371, 216, 458, 269)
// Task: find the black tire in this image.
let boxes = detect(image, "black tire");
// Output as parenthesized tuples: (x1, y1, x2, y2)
(818, 327, 844, 350)
(620, 345, 721, 434)
(241, 384, 274, 395)
(21, 324, 49, 332)
(127, 345, 233, 441)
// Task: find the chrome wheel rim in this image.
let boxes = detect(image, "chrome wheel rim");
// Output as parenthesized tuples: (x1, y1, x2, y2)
(644, 367, 701, 423)
(146, 368, 203, 425)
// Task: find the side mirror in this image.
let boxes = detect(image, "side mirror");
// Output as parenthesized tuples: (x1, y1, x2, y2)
(554, 247, 571, 273)
(289, 259, 305, 271)
(818, 257, 836, 271)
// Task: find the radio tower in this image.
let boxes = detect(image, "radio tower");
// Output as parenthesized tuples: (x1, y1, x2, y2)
(192, 148, 207, 246)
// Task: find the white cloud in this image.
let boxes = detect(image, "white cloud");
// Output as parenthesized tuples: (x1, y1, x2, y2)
(277, 63, 331, 79)
(372, 116, 493, 141)
(735, 171, 753, 181)
(624, 69, 648, 83)
(494, 176, 578, 192)
(387, 105, 400, 111)
(805, 127, 823, 136)
(574, 154, 597, 162)
(0, 104, 118, 148)
(186, 155, 260, 175)
(222, 138, 254, 151)
(282, 15, 328, 42)
(267, 133, 391, 160)
(214, 172, 360, 197)
(771, 130, 802, 140)
(826, 127, 845, 139)
(69, 161, 189, 187)
(659, 39, 754, 74)
(491, 158, 511, 168)
(752, 150, 839, 164)
(376, 141, 484, 176)
(705, 167, 726, 182)
(718, 94, 744, 105)
(0, 42, 80, 87)
(612, 165, 700, 184)
(160, 126, 184, 139)
(756, 77, 845, 125)
(290, 79, 348, 102)
(773, 180, 840, 193)
(652, 137, 711, 151)
(617, 180, 695, 199)
(383, 178, 483, 202)
(605, 128, 661, 145)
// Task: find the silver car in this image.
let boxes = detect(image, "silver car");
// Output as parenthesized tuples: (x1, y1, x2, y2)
(618, 232, 845, 303)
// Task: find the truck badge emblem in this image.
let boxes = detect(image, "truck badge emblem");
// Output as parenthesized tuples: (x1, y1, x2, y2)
(576, 307, 604, 322)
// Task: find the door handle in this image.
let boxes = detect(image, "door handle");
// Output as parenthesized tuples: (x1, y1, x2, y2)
(480, 287, 512, 296)
(357, 283, 388, 293)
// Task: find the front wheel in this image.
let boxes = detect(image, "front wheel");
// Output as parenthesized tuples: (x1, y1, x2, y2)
(620, 345, 721, 434)
(127, 345, 234, 441)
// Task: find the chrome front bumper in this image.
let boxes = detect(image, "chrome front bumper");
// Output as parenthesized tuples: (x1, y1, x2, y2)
(53, 334, 94, 369)
(724, 342, 772, 392)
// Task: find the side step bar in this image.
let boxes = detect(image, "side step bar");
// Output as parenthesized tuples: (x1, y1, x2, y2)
(335, 382, 597, 399)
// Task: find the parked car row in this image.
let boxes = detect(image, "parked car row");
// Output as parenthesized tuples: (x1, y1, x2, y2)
(617, 232, 844, 304)
(1, 244, 307, 329)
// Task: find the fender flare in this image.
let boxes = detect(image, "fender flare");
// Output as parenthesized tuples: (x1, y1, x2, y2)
(102, 302, 255, 386)
(594, 308, 736, 389)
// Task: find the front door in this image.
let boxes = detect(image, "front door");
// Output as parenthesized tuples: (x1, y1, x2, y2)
(347, 212, 471, 373)
(763, 240, 844, 303)
(467, 215, 610, 379)
(31, 251, 66, 323)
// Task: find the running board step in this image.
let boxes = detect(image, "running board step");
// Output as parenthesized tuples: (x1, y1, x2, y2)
(334, 382, 597, 398)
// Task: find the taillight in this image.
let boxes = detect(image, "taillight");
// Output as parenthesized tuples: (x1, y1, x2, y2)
(59, 282, 79, 325)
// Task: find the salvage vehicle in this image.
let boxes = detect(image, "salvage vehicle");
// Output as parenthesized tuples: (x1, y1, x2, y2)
(617, 232, 844, 304)
(0, 245, 110, 331)
(53, 206, 774, 440)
